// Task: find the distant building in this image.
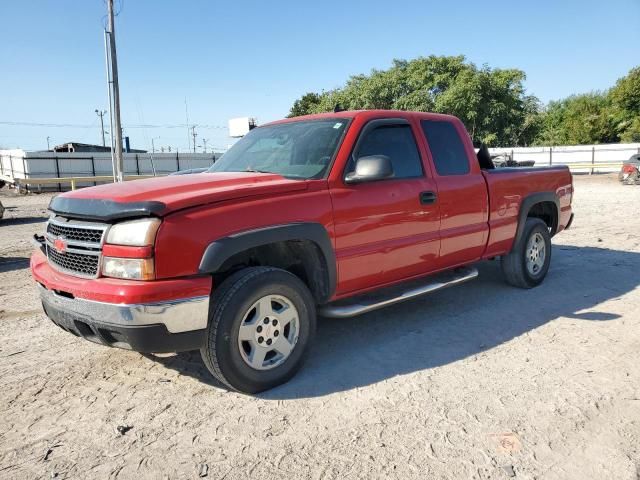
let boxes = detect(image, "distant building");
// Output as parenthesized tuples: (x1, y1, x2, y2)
(228, 117, 257, 138)
(53, 141, 147, 153)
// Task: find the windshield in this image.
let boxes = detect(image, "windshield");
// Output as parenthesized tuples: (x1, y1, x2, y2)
(208, 119, 349, 179)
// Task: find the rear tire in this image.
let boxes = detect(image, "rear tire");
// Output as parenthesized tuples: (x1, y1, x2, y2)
(501, 218, 551, 289)
(200, 266, 316, 394)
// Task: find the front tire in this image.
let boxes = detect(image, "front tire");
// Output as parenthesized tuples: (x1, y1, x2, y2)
(501, 218, 552, 289)
(200, 267, 316, 393)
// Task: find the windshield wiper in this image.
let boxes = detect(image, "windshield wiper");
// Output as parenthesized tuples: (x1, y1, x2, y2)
(244, 167, 273, 174)
(242, 167, 305, 180)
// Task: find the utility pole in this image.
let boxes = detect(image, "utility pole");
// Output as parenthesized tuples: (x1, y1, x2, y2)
(202, 138, 208, 153)
(95, 109, 107, 147)
(151, 136, 160, 153)
(106, 0, 124, 182)
(190, 126, 197, 153)
(46, 136, 51, 150)
(184, 98, 191, 151)
(103, 30, 116, 180)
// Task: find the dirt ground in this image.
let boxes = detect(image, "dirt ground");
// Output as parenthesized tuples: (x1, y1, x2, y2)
(1, 174, 639, 480)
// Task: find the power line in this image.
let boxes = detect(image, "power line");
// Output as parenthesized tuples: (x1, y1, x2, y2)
(0, 121, 102, 128)
(0, 120, 228, 129)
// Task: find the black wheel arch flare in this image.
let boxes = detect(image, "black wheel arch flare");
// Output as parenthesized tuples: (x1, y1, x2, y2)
(198, 222, 337, 303)
(512, 192, 560, 249)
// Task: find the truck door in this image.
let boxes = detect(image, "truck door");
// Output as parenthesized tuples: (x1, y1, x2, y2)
(418, 119, 489, 268)
(329, 118, 441, 295)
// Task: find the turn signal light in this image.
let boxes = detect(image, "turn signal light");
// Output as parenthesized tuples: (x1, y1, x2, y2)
(102, 257, 155, 280)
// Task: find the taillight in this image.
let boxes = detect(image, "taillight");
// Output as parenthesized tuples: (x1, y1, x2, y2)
(623, 164, 637, 174)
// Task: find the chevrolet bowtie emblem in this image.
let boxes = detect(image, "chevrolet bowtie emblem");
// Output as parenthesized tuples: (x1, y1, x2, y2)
(53, 236, 68, 254)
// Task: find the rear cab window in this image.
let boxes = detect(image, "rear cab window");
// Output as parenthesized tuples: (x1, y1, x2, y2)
(421, 120, 470, 176)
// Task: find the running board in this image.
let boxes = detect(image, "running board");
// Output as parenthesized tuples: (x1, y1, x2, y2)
(319, 266, 479, 318)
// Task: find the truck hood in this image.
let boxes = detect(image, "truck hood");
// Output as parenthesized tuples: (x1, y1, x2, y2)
(48, 172, 309, 221)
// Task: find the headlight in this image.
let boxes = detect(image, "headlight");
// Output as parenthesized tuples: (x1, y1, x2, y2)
(102, 257, 155, 280)
(106, 218, 161, 246)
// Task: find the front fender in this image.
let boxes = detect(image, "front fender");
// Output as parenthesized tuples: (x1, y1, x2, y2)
(198, 222, 337, 301)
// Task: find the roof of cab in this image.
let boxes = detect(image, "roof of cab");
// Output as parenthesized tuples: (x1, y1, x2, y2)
(265, 110, 459, 126)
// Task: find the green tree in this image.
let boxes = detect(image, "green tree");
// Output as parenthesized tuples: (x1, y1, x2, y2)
(610, 67, 640, 141)
(611, 67, 640, 114)
(619, 117, 640, 142)
(536, 93, 618, 145)
(288, 92, 322, 118)
(434, 66, 542, 146)
(289, 59, 640, 147)
(288, 56, 541, 146)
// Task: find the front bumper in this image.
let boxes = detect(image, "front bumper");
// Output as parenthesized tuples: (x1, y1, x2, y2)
(39, 284, 208, 353)
(32, 249, 211, 353)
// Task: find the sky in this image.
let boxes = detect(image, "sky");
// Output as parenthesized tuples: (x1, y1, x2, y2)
(1, 0, 639, 152)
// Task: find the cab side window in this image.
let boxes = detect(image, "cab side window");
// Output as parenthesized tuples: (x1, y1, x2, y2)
(352, 125, 423, 178)
(421, 120, 470, 175)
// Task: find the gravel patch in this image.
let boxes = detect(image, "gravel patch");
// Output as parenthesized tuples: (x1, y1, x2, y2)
(1, 175, 639, 479)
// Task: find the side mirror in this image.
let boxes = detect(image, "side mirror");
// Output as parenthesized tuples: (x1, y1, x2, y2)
(344, 155, 394, 184)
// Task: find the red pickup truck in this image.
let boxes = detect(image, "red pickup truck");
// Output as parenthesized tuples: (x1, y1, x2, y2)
(31, 110, 573, 393)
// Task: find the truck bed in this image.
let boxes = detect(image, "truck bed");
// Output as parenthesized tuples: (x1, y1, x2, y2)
(482, 165, 573, 258)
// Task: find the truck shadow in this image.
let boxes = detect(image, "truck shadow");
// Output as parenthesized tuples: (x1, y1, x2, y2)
(0, 216, 47, 226)
(147, 245, 639, 398)
(0, 256, 31, 273)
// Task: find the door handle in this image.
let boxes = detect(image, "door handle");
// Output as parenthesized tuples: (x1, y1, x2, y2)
(420, 191, 437, 205)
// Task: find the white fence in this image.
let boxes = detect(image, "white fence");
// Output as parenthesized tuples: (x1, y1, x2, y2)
(489, 143, 640, 173)
(3, 143, 638, 192)
(0, 150, 220, 191)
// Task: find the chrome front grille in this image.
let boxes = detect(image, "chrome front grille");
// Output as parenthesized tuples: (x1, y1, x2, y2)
(45, 217, 108, 278)
(47, 221, 104, 244)
(47, 247, 101, 277)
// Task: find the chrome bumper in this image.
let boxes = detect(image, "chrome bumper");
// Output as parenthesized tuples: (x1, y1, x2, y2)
(38, 284, 209, 334)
